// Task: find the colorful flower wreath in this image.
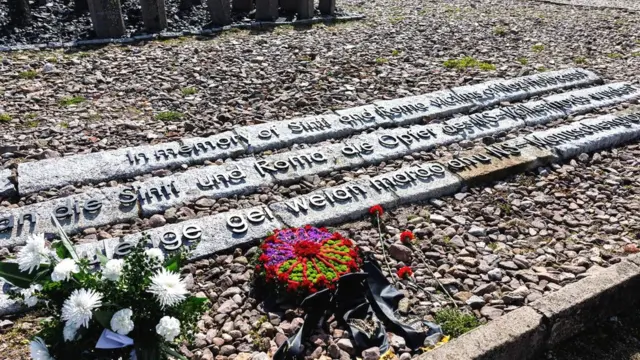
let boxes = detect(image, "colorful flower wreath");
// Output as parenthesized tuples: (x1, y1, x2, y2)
(255, 225, 361, 297)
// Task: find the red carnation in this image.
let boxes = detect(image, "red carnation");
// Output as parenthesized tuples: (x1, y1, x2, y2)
(278, 272, 289, 282)
(259, 254, 269, 262)
(400, 230, 415, 245)
(397, 266, 413, 279)
(369, 205, 384, 216)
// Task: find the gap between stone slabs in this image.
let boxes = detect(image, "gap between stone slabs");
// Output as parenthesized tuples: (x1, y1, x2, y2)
(416, 254, 640, 360)
(15, 68, 601, 195)
(2, 82, 637, 248)
(2, 110, 640, 315)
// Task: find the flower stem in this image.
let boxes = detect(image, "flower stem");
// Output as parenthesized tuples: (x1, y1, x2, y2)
(414, 248, 458, 308)
(376, 213, 397, 286)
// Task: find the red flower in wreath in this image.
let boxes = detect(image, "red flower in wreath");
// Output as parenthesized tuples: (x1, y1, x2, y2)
(400, 230, 415, 245)
(369, 205, 384, 217)
(397, 266, 413, 279)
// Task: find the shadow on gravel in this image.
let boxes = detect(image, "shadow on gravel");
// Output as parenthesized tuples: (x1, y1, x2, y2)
(539, 310, 640, 360)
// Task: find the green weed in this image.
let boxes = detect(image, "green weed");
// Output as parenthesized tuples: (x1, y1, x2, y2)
(493, 26, 507, 36)
(607, 53, 623, 59)
(391, 49, 401, 57)
(532, 44, 545, 53)
(434, 308, 480, 338)
(0, 114, 11, 122)
(155, 111, 184, 121)
(517, 57, 528, 65)
(478, 62, 496, 71)
(18, 70, 37, 79)
(375, 57, 389, 64)
(26, 120, 40, 128)
(59, 96, 86, 106)
(574, 57, 587, 65)
(181, 87, 197, 96)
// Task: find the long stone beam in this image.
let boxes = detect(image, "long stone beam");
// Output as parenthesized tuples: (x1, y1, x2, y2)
(1, 83, 638, 249)
(67, 110, 640, 265)
(15, 69, 601, 195)
(2, 110, 640, 315)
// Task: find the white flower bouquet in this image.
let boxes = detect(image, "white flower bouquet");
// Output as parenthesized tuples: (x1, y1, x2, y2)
(0, 222, 208, 360)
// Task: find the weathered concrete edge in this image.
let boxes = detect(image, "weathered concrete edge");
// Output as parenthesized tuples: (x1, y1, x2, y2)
(417, 257, 640, 360)
(0, 15, 366, 53)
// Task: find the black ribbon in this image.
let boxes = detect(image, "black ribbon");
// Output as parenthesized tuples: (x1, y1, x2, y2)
(272, 256, 442, 360)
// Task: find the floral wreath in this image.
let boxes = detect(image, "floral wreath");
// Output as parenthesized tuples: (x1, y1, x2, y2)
(254, 225, 361, 298)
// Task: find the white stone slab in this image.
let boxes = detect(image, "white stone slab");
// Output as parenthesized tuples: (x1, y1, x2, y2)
(542, 83, 640, 116)
(138, 159, 264, 216)
(0, 169, 14, 198)
(18, 131, 247, 195)
(0, 187, 140, 248)
(16, 69, 601, 195)
(523, 112, 640, 159)
(235, 114, 350, 153)
(269, 163, 462, 228)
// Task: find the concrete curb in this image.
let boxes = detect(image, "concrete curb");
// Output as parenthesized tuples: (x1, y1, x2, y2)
(0, 15, 365, 52)
(417, 254, 640, 360)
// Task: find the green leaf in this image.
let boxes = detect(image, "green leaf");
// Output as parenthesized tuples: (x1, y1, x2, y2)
(51, 216, 79, 262)
(164, 253, 181, 272)
(52, 240, 70, 260)
(161, 343, 187, 360)
(0, 262, 50, 288)
(93, 310, 114, 329)
(96, 249, 109, 266)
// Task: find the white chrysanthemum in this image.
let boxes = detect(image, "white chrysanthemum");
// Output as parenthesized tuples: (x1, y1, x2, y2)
(20, 284, 42, 308)
(63, 323, 79, 342)
(61, 288, 103, 329)
(147, 269, 189, 309)
(17, 233, 49, 274)
(30, 337, 55, 360)
(145, 248, 165, 263)
(156, 316, 181, 342)
(102, 259, 124, 281)
(110, 308, 134, 335)
(51, 258, 80, 282)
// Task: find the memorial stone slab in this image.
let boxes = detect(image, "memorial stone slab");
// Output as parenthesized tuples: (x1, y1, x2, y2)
(0, 170, 14, 198)
(318, 0, 335, 15)
(523, 112, 640, 159)
(16, 69, 601, 195)
(74, 205, 284, 262)
(0, 187, 140, 248)
(541, 83, 640, 117)
(232, 0, 253, 11)
(208, 0, 232, 26)
(280, 0, 296, 12)
(269, 163, 462, 228)
(256, 0, 279, 20)
(138, 158, 262, 215)
(18, 130, 245, 195)
(297, 0, 314, 19)
(61, 108, 640, 276)
(7, 84, 638, 248)
(236, 114, 349, 153)
(444, 142, 558, 185)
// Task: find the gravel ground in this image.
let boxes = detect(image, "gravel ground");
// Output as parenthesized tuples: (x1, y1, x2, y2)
(1, 0, 640, 359)
(0, 0, 350, 46)
(532, 0, 640, 11)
